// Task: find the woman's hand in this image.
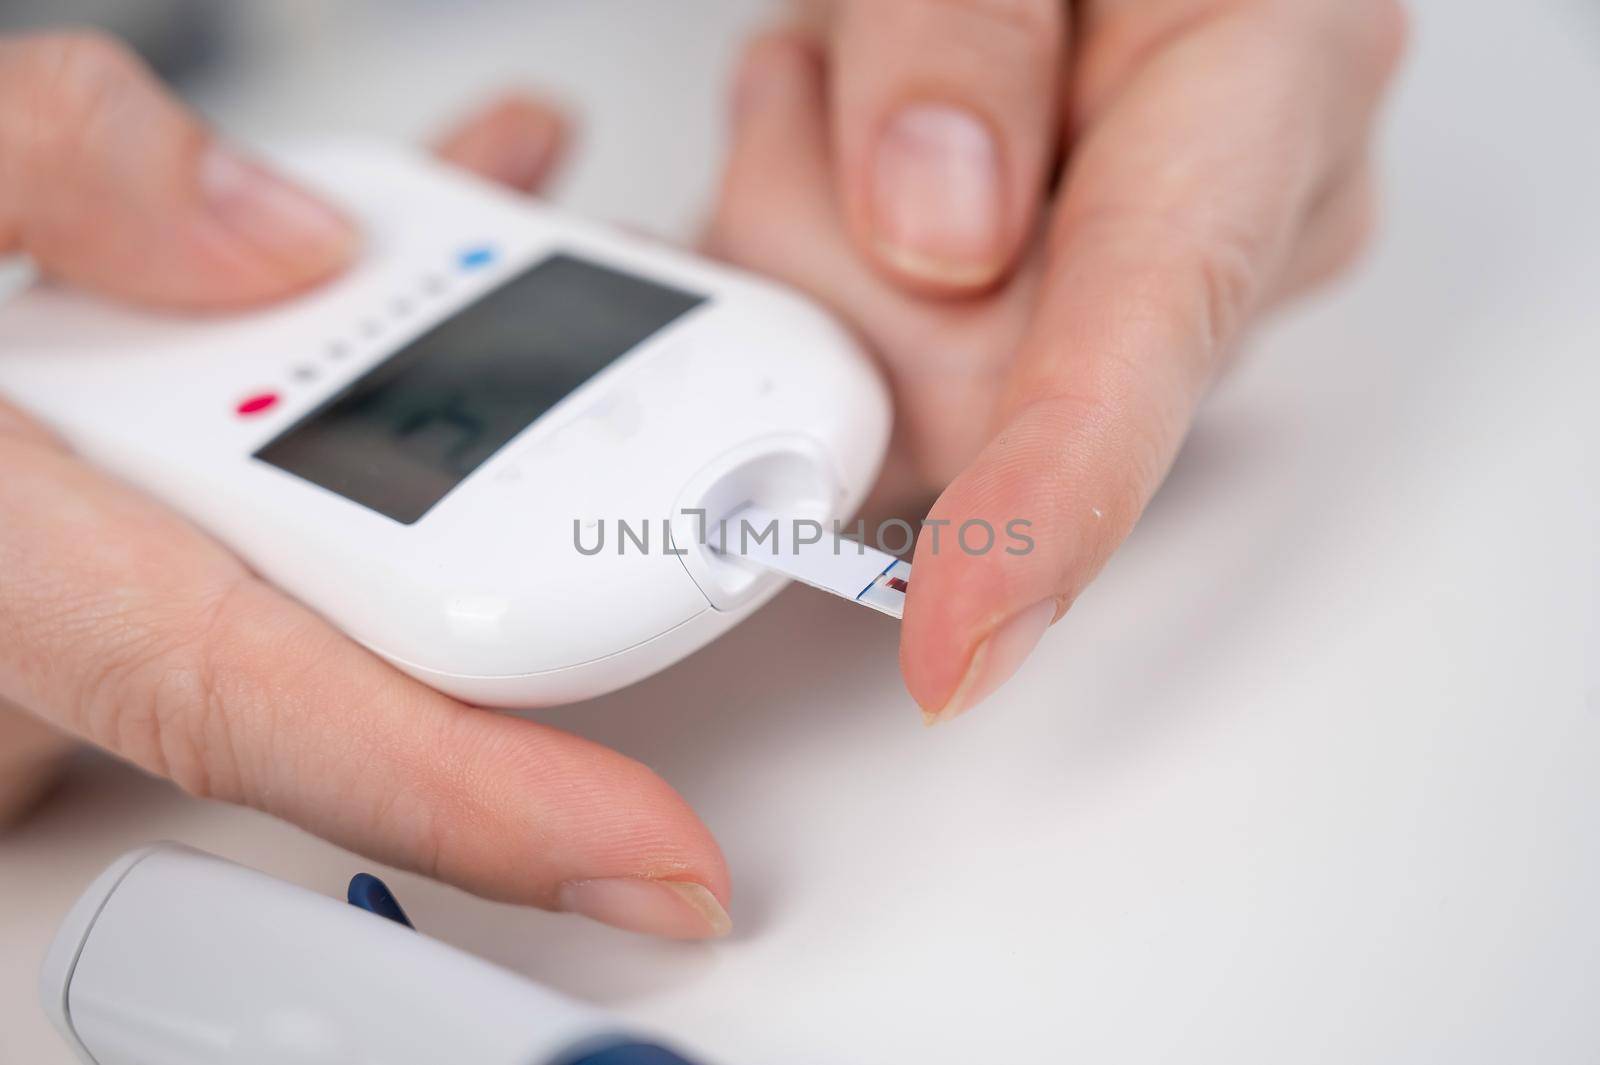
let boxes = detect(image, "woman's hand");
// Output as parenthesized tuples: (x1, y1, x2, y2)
(709, 0, 1406, 721)
(0, 31, 731, 939)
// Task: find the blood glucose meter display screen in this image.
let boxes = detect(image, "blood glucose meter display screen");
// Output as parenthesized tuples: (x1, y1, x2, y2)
(255, 254, 705, 524)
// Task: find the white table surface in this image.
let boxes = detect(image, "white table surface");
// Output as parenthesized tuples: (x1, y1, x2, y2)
(2, 1, 1596, 1062)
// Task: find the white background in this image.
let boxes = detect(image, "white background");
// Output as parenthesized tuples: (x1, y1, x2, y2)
(2, 1, 1596, 1062)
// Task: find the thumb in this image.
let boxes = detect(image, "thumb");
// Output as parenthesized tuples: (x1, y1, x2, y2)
(0, 32, 356, 309)
(900, 3, 1403, 723)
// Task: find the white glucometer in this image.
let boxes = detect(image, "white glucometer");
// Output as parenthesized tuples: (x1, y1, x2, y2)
(0, 143, 892, 707)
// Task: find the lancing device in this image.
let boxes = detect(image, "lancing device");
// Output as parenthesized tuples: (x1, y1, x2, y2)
(41, 844, 705, 1065)
(0, 141, 897, 709)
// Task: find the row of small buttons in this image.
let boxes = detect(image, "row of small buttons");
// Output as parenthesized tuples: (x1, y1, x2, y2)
(234, 244, 499, 417)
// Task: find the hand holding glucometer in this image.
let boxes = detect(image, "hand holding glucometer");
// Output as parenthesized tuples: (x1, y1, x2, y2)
(0, 0, 1402, 945)
(0, 35, 741, 940)
(1, 140, 893, 706)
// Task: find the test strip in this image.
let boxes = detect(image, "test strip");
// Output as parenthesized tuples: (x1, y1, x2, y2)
(710, 503, 911, 619)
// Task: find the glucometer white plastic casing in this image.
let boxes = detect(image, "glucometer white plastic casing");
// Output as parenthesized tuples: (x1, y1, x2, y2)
(0, 143, 890, 707)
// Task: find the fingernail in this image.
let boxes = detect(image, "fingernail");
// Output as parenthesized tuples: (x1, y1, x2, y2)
(872, 103, 1004, 287)
(198, 143, 357, 277)
(558, 878, 732, 940)
(924, 599, 1056, 726)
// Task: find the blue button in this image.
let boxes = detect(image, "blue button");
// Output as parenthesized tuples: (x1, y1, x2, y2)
(560, 1044, 700, 1065)
(347, 872, 414, 929)
(458, 245, 497, 271)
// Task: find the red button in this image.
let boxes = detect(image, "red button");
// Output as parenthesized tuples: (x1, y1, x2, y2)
(236, 392, 279, 416)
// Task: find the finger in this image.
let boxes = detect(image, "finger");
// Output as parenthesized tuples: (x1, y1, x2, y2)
(0, 31, 356, 309)
(902, 0, 1407, 721)
(1268, 160, 1380, 306)
(711, 31, 955, 498)
(0, 700, 74, 829)
(826, 0, 1066, 292)
(433, 92, 571, 194)
(710, 32, 851, 283)
(0, 401, 730, 938)
(710, 31, 1040, 495)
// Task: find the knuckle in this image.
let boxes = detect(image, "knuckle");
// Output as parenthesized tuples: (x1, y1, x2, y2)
(1362, 0, 1411, 82)
(1233, 0, 1407, 87)
(1308, 173, 1380, 287)
(705, 206, 766, 269)
(20, 29, 146, 118)
(910, 0, 1063, 41)
(1346, 193, 1379, 266)
(705, 173, 788, 273)
(33, 28, 141, 72)
(70, 580, 250, 803)
(1055, 205, 1269, 374)
(9, 30, 151, 183)
(1188, 227, 1263, 360)
(737, 30, 804, 77)
(73, 632, 199, 793)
